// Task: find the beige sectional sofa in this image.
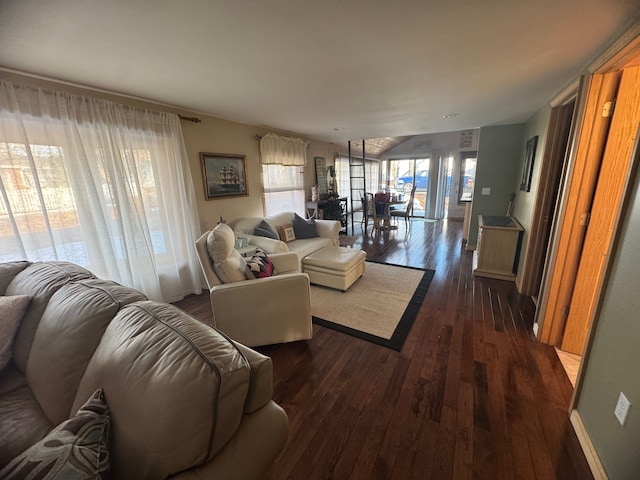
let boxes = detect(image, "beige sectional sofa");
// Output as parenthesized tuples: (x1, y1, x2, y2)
(0, 260, 288, 480)
(229, 211, 340, 268)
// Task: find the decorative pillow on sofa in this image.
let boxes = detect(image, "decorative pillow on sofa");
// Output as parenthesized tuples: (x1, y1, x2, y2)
(245, 247, 276, 279)
(292, 213, 319, 239)
(277, 223, 296, 243)
(0, 388, 111, 480)
(253, 220, 279, 240)
(206, 223, 248, 283)
(0, 295, 31, 372)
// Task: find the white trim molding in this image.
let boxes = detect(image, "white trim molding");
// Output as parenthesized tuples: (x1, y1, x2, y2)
(570, 409, 608, 480)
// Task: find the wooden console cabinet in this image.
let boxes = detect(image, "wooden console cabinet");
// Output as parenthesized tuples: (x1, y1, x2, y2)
(472, 215, 523, 281)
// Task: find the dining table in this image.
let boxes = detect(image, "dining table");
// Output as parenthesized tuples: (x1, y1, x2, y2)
(374, 194, 405, 230)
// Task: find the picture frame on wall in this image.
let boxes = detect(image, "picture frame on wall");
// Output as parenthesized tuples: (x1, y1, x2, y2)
(519, 136, 538, 192)
(459, 130, 474, 148)
(200, 152, 248, 200)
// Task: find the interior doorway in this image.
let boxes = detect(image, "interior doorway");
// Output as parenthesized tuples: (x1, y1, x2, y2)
(521, 98, 576, 304)
(537, 47, 640, 396)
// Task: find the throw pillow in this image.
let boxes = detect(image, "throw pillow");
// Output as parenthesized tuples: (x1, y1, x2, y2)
(206, 223, 247, 283)
(245, 247, 276, 279)
(253, 220, 278, 240)
(292, 213, 319, 239)
(0, 295, 31, 372)
(0, 388, 111, 480)
(277, 223, 296, 243)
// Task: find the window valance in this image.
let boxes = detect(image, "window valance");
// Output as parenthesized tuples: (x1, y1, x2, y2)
(259, 133, 308, 166)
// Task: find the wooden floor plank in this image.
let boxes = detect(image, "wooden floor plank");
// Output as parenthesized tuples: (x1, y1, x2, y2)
(174, 218, 592, 480)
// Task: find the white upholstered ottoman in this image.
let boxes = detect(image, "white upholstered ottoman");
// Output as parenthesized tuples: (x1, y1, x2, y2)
(303, 246, 366, 291)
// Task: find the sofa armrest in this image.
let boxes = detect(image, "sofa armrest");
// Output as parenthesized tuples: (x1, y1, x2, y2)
(242, 234, 289, 254)
(233, 342, 273, 413)
(209, 273, 312, 347)
(269, 252, 300, 274)
(168, 401, 288, 480)
(315, 219, 340, 243)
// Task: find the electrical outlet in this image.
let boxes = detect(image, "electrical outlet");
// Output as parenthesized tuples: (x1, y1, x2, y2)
(614, 392, 631, 426)
(481, 187, 491, 195)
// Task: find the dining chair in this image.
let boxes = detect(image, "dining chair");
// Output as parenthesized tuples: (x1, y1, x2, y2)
(369, 192, 392, 231)
(390, 185, 417, 228)
(361, 193, 375, 230)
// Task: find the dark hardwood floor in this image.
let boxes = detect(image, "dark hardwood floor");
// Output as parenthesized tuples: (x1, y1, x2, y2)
(175, 218, 593, 480)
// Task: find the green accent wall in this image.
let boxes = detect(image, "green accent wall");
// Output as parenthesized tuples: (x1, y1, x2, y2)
(576, 156, 640, 478)
(468, 124, 525, 246)
(512, 106, 552, 276)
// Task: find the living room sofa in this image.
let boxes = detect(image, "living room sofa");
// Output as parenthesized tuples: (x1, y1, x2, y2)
(0, 260, 288, 479)
(229, 211, 340, 269)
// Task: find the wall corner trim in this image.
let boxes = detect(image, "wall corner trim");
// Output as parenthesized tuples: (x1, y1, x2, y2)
(570, 409, 609, 480)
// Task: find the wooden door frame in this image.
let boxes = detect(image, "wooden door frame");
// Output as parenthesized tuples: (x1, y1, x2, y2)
(535, 22, 640, 346)
(561, 65, 640, 354)
(534, 72, 619, 345)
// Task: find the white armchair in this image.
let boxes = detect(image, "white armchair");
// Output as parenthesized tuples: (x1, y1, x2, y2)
(195, 225, 313, 347)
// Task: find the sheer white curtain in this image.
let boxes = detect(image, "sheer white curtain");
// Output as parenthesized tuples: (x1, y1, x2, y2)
(0, 80, 202, 302)
(335, 156, 351, 201)
(336, 154, 380, 195)
(434, 154, 454, 219)
(260, 133, 307, 216)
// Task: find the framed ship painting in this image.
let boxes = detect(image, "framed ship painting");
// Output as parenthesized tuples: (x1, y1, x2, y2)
(200, 153, 248, 200)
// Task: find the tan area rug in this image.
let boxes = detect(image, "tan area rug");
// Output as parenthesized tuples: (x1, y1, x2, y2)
(310, 261, 435, 350)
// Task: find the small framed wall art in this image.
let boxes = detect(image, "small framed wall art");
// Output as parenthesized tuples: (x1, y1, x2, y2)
(200, 152, 248, 200)
(519, 136, 538, 192)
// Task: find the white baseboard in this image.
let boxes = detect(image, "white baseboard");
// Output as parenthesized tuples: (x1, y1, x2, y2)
(570, 409, 608, 480)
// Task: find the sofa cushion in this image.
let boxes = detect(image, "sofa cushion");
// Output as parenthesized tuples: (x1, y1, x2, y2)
(27, 280, 146, 426)
(207, 223, 247, 283)
(0, 388, 110, 480)
(245, 248, 276, 279)
(0, 296, 31, 372)
(231, 217, 279, 235)
(72, 301, 251, 480)
(292, 213, 319, 239)
(4, 262, 95, 373)
(268, 211, 294, 226)
(253, 220, 279, 240)
(0, 364, 54, 469)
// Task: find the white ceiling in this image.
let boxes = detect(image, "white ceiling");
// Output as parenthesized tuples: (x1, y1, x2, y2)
(1, 0, 639, 145)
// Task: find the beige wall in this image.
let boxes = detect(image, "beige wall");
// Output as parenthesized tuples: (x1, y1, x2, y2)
(0, 70, 341, 234)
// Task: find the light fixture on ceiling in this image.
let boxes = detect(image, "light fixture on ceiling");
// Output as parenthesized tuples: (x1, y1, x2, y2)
(442, 113, 461, 118)
(333, 127, 345, 131)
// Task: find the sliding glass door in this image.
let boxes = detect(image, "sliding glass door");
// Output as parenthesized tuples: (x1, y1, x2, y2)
(388, 158, 430, 218)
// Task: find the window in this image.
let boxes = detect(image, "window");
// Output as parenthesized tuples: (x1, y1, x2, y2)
(262, 164, 304, 216)
(335, 156, 351, 200)
(335, 155, 380, 198)
(258, 133, 307, 216)
(0, 80, 202, 301)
